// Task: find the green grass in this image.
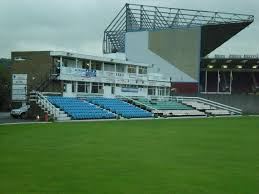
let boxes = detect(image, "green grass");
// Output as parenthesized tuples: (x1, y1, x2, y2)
(0, 117, 259, 194)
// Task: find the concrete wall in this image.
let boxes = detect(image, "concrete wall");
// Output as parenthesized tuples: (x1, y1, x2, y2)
(125, 31, 197, 83)
(198, 94, 259, 114)
(11, 51, 62, 94)
(149, 27, 201, 80)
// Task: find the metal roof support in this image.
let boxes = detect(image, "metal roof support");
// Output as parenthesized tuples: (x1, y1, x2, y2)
(103, 3, 254, 53)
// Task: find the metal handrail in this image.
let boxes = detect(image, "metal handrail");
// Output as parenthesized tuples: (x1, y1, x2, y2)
(174, 96, 242, 114)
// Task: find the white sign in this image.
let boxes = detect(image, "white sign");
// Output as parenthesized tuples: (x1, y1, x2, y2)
(12, 85, 27, 90)
(12, 80, 27, 85)
(12, 74, 27, 80)
(12, 95, 27, 101)
(12, 89, 27, 95)
(12, 74, 27, 101)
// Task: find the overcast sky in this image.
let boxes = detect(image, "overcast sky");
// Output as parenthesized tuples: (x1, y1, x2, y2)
(0, 0, 258, 58)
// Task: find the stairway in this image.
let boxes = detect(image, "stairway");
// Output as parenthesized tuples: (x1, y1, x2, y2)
(251, 73, 259, 92)
(30, 91, 71, 121)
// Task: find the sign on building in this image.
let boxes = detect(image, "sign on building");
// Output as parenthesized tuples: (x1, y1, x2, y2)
(12, 74, 27, 101)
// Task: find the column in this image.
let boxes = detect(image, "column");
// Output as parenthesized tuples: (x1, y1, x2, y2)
(230, 70, 233, 94)
(217, 70, 220, 93)
(205, 70, 207, 93)
(60, 56, 63, 67)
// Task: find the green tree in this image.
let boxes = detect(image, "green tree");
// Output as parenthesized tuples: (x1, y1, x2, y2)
(0, 58, 11, 111)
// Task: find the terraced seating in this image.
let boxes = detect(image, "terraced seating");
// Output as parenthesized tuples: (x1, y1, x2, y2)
(86, 97, 152, 118)
(137, 98, 192, 110)
(205, 109, 231, 116)
(182, 101, 215, 110)
(158, 109, 206, 116)
(47, 96, 115, 120)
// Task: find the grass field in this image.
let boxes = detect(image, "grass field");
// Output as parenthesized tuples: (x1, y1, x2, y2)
(0, 117, 259, 194)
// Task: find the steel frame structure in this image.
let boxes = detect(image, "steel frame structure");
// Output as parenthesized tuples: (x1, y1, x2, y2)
(103, 3, 254, 54)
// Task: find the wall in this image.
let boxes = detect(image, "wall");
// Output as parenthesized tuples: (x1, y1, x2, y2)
(115, 87, 147, 97)
(198, 94, 259, 114)
(172, 82, 199, 94)
(11, 51, 62, 96)
(149, 27, 201, 80)
(125, 29, 201, 83)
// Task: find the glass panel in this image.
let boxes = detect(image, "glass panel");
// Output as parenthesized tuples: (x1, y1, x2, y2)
(104, 63, 115, 71)
(128, 65, 136, 73)
(82, 60, 90, 69)
(148, 87, 156, 95)
(77, 82, 85, 93)
(91, 83, 99, 93)
(63, 58, 76, 68)
(116, 64, 125, 72)
(139, 66, 147, 74)
(91, 61, 102, 70)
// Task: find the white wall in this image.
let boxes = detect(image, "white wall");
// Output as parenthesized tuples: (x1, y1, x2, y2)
(115, 87, 147, 97)
(125, 31, 197, 83)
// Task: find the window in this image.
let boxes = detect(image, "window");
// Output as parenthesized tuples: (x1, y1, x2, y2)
(91, 83, 103, 94)
(116, 64, 125, 72)
(77, 82, 90, 93)
(72, 82, 75, 92)
(111, 86, 115, 94)
(139, 66, 147, 74)
(128, 65, 136, 74)
(63, 58, 76, 68)
(77, 82, 85, 93)
(91, 60, 102, 70)
(158, 87, 166, 96)
(81, 60, 90, 69)
(104, 63, 115, 72)
(148, 87, 156, 95)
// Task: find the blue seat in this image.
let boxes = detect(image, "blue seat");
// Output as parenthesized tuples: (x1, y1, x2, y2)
(86, 97, 152, 119)
(47, 96, 115, 120)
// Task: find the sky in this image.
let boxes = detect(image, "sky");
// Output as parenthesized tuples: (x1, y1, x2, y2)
(0, 0, 258, 58)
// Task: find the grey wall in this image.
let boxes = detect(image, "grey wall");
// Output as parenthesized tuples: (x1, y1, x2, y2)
(198, 94, 259, 114)
(125, 31, 197, 82)
(149, 27, 201, 81)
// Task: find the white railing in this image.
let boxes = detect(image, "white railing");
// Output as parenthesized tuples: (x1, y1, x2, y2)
(116, 95, 158, 112)
(31, 91, 61, 119)
(174, 96, 242, 114)
(147, 95, 172, 101)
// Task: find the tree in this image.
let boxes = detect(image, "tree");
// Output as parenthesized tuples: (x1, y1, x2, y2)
(0, 58, 11, 111)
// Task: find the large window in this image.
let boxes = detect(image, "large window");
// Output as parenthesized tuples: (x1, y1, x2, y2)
(91, 83, 103, 94)
(116, 64, 125, 72)
(138, 66, 147, 74)
(82, 60, 90, 69)
(63, 58, 76, 68)
(158, 87, 165, 96)
(77, 82, 90, 93)
(91, 60, 102, 70)
(158, 87, 169, 96)
(128, 65, 136, 74)
(104, 63, 115, 72)
(72, 81, 76, 92)
(148, 87, 156, 95)
(77, 82, 85, 93)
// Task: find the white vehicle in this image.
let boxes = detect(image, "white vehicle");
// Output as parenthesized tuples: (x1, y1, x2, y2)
(10, 105, 30, 119)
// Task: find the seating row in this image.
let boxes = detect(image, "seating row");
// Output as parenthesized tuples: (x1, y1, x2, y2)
(86, 97, 152, 118)
(48, 96, 115, 120)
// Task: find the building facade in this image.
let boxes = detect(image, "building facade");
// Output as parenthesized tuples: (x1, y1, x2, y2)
(11, 51, 171, 104)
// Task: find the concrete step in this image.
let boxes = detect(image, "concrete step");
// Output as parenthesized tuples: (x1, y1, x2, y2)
(59, 113, 68, 117)
(57, 117, 71, 121)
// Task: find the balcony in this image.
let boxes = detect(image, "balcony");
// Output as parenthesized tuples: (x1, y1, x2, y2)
(59, 67, 170, 86)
